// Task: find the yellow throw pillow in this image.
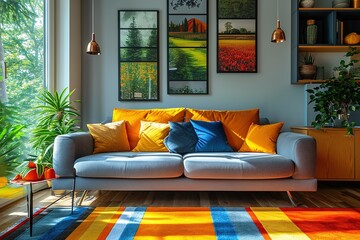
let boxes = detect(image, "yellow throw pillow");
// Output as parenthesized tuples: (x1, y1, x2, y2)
(185, 108, 259, 151)
(112, 108, 150, 150)
(87, 121, 130, 154)
(239, 122, 284, 154)
(132, 121, 170, 152)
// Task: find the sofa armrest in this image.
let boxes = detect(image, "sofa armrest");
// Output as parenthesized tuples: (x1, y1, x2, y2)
(53, 132, 94, 178)
(277, 132, 316, 179)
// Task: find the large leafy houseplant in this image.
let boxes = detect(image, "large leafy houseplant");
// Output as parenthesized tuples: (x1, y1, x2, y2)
(17, 88, 80, 178)
(307, 47, 360, 134)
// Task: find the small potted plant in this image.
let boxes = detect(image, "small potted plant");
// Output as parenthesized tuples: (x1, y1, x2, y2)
(307, 47, 360, 134)
(299, 52, 317, 79)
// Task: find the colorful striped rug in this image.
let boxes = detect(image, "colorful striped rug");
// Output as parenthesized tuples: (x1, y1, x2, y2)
(1, 207, 360, 239)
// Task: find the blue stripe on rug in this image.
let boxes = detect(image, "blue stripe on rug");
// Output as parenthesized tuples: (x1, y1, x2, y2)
(38, 207, 89, 240)
(226, 207, 264, 240)
(106, 206, 146, 240)
(210, 207, 238, 240)
(13, 207, 80, 240)
(211, 207, 264, 240)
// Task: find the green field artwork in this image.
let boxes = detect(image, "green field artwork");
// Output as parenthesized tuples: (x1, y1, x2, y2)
(218, 0, 256, 18)
(169, 48, 207, 81)
(167, 0, 208, 94)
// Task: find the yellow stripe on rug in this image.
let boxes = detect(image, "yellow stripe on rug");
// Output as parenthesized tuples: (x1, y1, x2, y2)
(251, 207, 310, 240)
(134, 207, 217, 240)
(66, 206, 124, 240)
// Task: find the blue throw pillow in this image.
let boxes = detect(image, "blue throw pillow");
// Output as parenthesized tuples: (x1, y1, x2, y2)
(164, 122, 198, 154)
(190, 119, 233, 152)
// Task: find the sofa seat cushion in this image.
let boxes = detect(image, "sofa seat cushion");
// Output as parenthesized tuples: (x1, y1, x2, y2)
(183, 153, 294, 179)
(74, 152, 183, 178)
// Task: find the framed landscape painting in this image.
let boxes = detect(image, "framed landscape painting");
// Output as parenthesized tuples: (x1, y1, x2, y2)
(118, 10, 159, 101)
(217, 0, 257, 73)
(167, 0, 208, 94)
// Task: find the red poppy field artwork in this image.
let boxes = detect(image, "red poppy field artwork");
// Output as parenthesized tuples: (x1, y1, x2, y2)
(218, 38, 256, 72)
(217, 0, 257, 73)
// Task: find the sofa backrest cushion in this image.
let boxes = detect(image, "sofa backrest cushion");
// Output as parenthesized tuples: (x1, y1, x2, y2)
(239, 122, 284, 154)
(112, 108, 185, 149)
(185, 108, 259, 151)
(87, 120, 130, 153)
(164, 122, 198, 154)
(132, 121, 170, 152)
(190, 119, 233, 152)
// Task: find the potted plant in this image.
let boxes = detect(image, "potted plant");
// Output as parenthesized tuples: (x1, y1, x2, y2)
(299, 52, 317, 79)
(16, 88, 80, 179)
(307, 47, 360, 134)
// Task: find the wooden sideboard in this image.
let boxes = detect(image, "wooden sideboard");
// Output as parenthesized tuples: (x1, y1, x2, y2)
(291, 127, 360, 180)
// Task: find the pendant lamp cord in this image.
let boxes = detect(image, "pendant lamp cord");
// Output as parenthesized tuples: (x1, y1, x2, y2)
(92, 0, 94, 33)
(277, 0, 279, 21)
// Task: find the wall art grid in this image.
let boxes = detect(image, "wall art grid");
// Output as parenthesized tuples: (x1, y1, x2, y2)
(217, 0, 257, 73)
(118, 10, 159, 101)
(167, 0, 209, 94)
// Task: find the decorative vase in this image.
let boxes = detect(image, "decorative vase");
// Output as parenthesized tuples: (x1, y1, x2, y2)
(306, 19, 317, 44)
(300, 0, 315, 8)
(299, 64, 317, 79)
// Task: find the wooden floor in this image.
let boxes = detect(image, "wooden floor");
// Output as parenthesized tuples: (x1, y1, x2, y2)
(1, 181, 360, 233)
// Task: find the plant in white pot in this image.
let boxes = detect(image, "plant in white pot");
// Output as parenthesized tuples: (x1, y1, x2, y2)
(306, 47, 360, 134)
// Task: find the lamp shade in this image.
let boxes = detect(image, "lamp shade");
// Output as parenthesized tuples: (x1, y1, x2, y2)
(86, 33, 101, 55)
(271, 20, 286, 43)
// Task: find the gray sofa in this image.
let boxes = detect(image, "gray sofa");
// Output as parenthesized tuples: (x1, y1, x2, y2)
(52, 130, 317, 203)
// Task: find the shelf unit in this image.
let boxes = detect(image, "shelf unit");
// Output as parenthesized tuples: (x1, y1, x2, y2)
(291, 1, 360, 84)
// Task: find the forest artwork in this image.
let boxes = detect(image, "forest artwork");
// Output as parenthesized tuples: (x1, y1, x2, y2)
(217, 0, 257, 73)
(168, 0, 208, 94)
(118, 10, 159, 101)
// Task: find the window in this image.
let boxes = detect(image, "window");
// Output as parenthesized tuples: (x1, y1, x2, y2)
(0, 0, 45, 169)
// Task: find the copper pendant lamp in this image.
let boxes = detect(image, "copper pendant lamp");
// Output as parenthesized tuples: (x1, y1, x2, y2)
(271, 0, 286, 43)
(86, 0, 101, 55)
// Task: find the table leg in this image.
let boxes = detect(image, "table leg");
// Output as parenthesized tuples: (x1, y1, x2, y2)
(71, 177, 76, 214)
(26, 183, 33, 237)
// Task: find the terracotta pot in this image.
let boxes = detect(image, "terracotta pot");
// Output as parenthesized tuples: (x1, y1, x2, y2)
(299, 64, 317, 79)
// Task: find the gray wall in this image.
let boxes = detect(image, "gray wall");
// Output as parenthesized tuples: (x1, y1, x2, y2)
(81, 0, 306, 130)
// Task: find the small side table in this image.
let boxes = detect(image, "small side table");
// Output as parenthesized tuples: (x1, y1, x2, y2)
(10, 179, 52, 237)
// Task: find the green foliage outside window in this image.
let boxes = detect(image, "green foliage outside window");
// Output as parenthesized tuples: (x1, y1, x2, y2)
(0, 0, 44, 178)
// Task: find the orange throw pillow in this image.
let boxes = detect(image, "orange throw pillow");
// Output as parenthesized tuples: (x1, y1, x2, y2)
(146, 108, 185, 123)
(112, 108, 150, 149)
(185, 108, 259, 151)
(87, 121, 130, 153)
(112, 108, 185, 149)
(132, 121, 170, 152)
(239, 122, 284, 154)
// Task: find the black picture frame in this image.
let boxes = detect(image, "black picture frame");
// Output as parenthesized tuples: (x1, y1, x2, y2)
(217, 0, 258, 73)
(167, 0, 209, 95)
(118, 10, 159, 101)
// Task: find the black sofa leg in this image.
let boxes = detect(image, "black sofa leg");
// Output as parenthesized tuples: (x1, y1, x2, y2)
(286, 191, 297, 207)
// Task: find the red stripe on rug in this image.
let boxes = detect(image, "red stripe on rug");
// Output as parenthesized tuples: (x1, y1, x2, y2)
(0, 207, 47, 239)
(245, 207, 271, 240)
(282, 208, 360, 239)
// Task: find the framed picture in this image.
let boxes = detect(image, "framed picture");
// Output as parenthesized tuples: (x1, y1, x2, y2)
(167, 0, 208, 94)
(217, 0, 257, 73)
(118, 10, 159, 101)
